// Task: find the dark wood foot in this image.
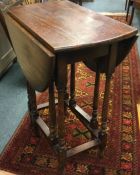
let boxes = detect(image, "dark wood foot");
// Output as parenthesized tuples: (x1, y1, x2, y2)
(98, 130, 107, 158)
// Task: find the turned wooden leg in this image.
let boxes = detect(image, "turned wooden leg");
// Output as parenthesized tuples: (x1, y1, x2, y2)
(99, 44, 118, 156)
(58, 89, 66, 175)
(27, 81, 40, 136)
(49, 80, 57, 142)
(64, 87, 69, 116)
(69, 63, 76, 106)
(56, 61, 67, 175)
(90, 63, 100, 129)
(98, 74, 111, 156)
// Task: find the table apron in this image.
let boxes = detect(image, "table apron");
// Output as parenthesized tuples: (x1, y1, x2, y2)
(56, 44, 110, 65)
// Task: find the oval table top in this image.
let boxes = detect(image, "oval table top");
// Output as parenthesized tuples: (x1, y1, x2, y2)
(8, 0, 138, 53)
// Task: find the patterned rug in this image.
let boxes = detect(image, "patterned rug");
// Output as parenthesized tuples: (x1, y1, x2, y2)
(0, 15, 140, 175)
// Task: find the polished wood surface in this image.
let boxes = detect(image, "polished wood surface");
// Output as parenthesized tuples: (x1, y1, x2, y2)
(8, 0, 137, 53)
(4, 14, 55, 92)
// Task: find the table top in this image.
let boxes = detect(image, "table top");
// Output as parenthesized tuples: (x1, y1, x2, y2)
(8, 0, 138, 53)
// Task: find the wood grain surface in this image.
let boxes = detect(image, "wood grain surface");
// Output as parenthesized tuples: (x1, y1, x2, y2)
(8, 0, 138, 53)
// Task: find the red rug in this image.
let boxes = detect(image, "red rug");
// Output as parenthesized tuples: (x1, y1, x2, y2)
(0, 16, 140, 175)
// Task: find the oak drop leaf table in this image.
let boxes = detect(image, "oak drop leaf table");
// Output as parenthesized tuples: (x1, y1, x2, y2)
(6, 1, 138, 174)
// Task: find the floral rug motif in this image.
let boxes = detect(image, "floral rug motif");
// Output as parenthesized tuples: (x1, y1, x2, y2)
(0, 16, 140, 175)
